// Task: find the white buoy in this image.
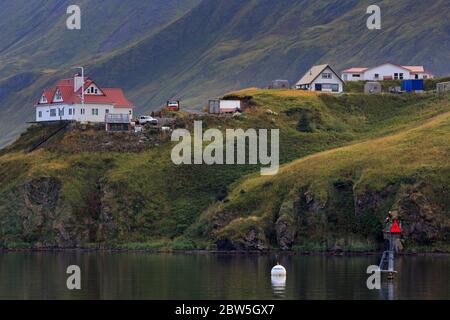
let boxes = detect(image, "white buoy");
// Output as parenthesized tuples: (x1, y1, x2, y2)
(271, 275, 286, 286)
(271, 264, 286, 296)
(271, 264, 286, 277)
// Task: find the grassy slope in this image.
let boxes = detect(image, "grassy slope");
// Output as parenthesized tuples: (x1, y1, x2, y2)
(0, 91, 449, 249)
(192, 94, 450, 252)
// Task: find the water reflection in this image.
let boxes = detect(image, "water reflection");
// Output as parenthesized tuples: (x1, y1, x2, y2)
(271, 275, 287, 298)
(379, 281, 396, 300)
(0, 252, 448, 300)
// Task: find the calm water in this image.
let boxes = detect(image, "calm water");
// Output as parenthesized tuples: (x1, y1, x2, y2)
(0, 252, 449, 300)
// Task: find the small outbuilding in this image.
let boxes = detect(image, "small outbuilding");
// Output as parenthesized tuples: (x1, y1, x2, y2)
(105, 114, 131, 132)
(437, 81, 450, 94)
(208, 100, 220, 114)
(208, 100, 241, 114)
(364, 81, 382, 94)
(269, 80, 290, 89)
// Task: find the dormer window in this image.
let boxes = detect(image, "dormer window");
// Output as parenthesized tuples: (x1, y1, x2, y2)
(85, 84, 102, 95)
(39, 94, 48, 104)
(87, 87, 96, 94)
(53, 89, 63, 102)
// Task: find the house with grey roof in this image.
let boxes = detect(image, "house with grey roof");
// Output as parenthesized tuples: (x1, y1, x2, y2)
(295, 64, 344, 93)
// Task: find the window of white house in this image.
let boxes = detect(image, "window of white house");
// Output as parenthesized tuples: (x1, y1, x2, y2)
(394, 73, 399, 80)
(105, 109, 109, 114)
(322, 73, 332, 79)
(374, 74, 379, 79)
(87, 86, 100, 94)
(92, 108, 99, 116)
(39, 95, 48, 104)
(399, 73, 404, 80)
(59, 109, 64, 116)
(81, 108, 85, 115)
(297, 84, 309, 90)
(352, 74, 360, 78)
(50, 109, 57, 117)
(415, 74, 419, 79)
(322, 84, 339, 92)
(53, 89, 63, 102)
(38, 111, 42, 118)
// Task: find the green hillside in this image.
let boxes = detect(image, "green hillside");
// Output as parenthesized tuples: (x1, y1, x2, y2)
(1, 0, 449, 148)
(192, 103, 450, 252)
(0, 90, 449, 251)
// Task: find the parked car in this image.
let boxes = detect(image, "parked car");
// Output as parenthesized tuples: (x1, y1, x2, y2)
(138, 115, 158, 125)
(166, 100, 180, 111)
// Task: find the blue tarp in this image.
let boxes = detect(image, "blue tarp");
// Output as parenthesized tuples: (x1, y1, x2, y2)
(402, 79, 424, 92)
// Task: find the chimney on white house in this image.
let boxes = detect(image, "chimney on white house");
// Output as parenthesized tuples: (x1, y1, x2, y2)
(74, 73, 84, 92)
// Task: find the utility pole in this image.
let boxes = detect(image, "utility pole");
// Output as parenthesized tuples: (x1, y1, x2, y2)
(387, 232, 396, 280)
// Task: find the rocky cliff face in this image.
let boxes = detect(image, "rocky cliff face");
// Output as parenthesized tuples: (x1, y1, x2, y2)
(212, 177, 450, 252)
(1, 150, 449, 251)
(13, 177, 93, 247)
(3, 176, 127, 248)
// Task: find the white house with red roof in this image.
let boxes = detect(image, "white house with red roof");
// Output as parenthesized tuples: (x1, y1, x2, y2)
(35, 74, 134, 123)
(341, 63, 434, 81)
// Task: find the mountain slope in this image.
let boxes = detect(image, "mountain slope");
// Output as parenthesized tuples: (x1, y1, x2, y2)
(90, 0, 450, 110)
(0, 0, 201, 73)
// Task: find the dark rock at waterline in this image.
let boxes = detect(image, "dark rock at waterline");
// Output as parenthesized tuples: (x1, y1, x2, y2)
(216, 238, 236, 251)
(395, 183, 447, 245)
(216, 228, 268, 251)
(330, 244, 344, 254)
(275, 199, 297, 250)
(275, 220, 295, 250)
